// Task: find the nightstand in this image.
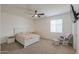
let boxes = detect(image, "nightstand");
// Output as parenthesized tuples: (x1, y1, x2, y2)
(7, 36, 15, 44)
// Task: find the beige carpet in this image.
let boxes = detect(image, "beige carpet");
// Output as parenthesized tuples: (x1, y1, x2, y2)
(1, 39, 75, 54)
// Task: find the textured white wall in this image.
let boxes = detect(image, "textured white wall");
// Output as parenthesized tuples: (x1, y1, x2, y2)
(2, 13, 34, 36)
(0, 5, 1, 37)
(76, 20, 79, 53)
(1, 5, 34, 44)
(0, 5, 1, 44)
(69, 11, 77, 50)
(0, 5, 1, 36)
(34, 13, 72, 40)
(72, 22, 77, 50)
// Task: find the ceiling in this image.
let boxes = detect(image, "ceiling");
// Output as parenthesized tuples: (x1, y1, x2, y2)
(2, 4, 79, 18)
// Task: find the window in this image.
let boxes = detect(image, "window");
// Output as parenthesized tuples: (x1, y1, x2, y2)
(50, 19, 63, 33)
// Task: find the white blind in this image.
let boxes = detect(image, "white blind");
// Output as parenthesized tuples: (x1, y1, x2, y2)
(50, 19, 63, 33)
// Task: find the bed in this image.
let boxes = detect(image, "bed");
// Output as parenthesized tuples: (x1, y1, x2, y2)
(15, 32, 40, 48)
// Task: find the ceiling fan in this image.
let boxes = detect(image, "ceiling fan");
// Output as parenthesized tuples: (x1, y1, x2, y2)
(71, 4, 79, 23)
(32, 10, 45, 17)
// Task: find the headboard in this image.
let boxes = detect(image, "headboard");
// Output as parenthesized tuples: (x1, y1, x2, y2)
(14, 27, 27, 34)
(14, 27, 33, 34)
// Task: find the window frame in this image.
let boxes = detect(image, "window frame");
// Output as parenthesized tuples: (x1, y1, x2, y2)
(50, 19, 63, 33)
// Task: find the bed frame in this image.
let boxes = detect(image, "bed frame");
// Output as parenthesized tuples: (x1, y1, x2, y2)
(14, 27, 40, 48)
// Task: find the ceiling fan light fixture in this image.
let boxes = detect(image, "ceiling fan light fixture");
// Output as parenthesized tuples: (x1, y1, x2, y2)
(35, 14, 38, 17)
(32, 10, 44, 17)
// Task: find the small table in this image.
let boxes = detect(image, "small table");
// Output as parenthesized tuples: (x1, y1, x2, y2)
(7, 36, 15, 44)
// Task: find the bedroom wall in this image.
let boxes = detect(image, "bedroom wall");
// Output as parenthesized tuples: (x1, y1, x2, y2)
(76, 20, 79, 53)
(70, 11, 77, 50)
(76, 5, 79, 54)
(0, 4, 1, 46)
(1, 5, 34, 44)
(0, 5, 1, 51)
(34, 12, 72, 40)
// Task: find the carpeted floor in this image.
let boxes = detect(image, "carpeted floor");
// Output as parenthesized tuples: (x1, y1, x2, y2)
(1, 39, 75, 54)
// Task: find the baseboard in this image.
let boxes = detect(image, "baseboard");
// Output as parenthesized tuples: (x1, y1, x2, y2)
(40, 37, 53, 41)
(41, 37, 53, 40)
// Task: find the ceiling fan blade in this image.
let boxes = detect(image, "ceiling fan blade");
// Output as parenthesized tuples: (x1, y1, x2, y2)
(71, 5, 76, 14)
(38, 15, 40, 17)
(76, 13, 79, 16)
(38, 13, 44, 15)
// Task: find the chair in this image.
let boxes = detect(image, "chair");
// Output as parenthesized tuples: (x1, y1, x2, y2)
(60, 33, 73, 45)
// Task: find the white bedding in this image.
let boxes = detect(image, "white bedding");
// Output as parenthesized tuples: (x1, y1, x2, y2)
(15, 32, 40, 48)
